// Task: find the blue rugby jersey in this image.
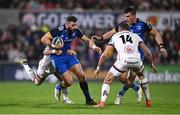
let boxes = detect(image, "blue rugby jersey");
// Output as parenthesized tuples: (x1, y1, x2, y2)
(50, 25, 83, 58)
(115, 18, 153, 41)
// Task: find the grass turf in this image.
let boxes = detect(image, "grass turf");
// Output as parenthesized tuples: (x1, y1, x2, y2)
(0, 81, 180, 114)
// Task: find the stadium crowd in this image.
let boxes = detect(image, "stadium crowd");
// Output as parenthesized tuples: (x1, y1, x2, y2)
(0, 0, 180, 11)
(0, 0, 180, 67)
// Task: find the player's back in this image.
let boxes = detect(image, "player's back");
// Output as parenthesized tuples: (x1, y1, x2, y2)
(110, 30, 143, 60)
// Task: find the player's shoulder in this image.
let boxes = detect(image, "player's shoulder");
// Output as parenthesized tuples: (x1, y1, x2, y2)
(136, 18, 153, 31)
(50, 25, 65, 37)
(112, 30, 128, 38)
(75, 28, 83, 35)
(131, 32, 143, 41)
(113, 31, 122, 36)
(75, 28, 82, 32)
(123, 30, 140, 38)
(57, 25, 65, 32)
(137, 18, 147, 23)
(137, 18, 152, 26)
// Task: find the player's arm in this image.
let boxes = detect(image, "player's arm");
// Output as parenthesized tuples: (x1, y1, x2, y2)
(43, 46, 63, 55)
(92, 28, 116, 41)
(139, 42, 157, 73)
(94, 45, 114, 78)
(41, 32, 62, 55)
(80, 35, 102, 54)
(43, 46, 76, 56)
(149, 27, 168, 58)
(41, 32, 53, 46)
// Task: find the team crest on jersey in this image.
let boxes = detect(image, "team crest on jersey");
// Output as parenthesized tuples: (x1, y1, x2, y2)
(72, 33, 76, 36)
(136, 25, 142, 30)
(124, 45, 134, 54)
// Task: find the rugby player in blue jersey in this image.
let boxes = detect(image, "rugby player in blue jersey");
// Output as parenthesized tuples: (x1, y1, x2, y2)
(92, 6, 167, 107)
(41, 16, 101, 105)
(18, 47, 76, 104)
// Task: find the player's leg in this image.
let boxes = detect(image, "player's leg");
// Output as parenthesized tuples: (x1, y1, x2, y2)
(69, 63, 96, 105)
(95, 62, 125, 108)
(124, 71, 142, 103)
(52, 58, 74, 102)
(95, 71, 115, 107)
(134, 62, 151, 107)
(138, 73, 151, 107)
(61, 86, 74, 104)
(114, 70, 142, 104)
(53, 70, 73, 102)
(54, 72, 74, 104)
(18, 58, 46, 85)
(133, 76, 143, 103)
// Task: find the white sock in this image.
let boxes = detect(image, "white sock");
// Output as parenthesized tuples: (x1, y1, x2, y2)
(101, 84, 110, 102)
(62, 87, 69, 100)
(140, 78, 151, 100)
(23, 64, 36, 81)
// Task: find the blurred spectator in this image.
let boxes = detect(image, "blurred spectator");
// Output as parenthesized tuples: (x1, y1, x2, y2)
(138, 0, 151, 10)
(0, 0, 179, 66)
(162, 28, 177, 64)
(7, 41, 26, 62)
(0, 0, 180, 11)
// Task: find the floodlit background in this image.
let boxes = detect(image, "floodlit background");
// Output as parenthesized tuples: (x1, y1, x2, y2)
(0, 0, 180, 114)
(0, 0, 179, 82)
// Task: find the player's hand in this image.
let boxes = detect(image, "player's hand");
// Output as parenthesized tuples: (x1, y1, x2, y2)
(43, 49, 52, 55)
(93, 46, 102, 54)
(67, 50, 77, 55)
(160, 47, 168, 58)
(151, 63, 157, 73)
(54, 50, 63, 55)
(43, 49, 62, 55)
(93, 66, 100, 79)
(91, 36, 102, 41)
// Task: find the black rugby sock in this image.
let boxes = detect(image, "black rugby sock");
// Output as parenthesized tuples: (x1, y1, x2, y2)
(79, 81, 92, 101)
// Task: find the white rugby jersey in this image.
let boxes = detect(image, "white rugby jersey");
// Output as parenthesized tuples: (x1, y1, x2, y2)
(108, 30, 143, 60)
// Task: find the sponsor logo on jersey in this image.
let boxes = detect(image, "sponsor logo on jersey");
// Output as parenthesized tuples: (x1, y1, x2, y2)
(124, 45, 134, 54)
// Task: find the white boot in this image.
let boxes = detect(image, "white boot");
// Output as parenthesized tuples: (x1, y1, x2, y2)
(114, 95, 123, 105)
(137, 87, 142, 103)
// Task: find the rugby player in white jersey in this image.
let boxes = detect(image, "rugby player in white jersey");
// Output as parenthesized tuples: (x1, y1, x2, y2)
(94, 22, 156, 108)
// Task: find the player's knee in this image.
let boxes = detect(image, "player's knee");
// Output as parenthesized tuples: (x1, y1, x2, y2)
(33, 76, 44, 86)
(103, 78, 112, 85)
(76, 72, 86, 82)
(65, 79, 73, 87)
(125, 79, 132, 87)
(78, 77, 86, 82)
(34, 79, 42, 86)
(63, 77, 73, 87)
(119, 77, 126, 83)
(137, 72, 144, 80)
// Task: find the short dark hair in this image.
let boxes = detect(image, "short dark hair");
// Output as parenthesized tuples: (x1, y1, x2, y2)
(118, 22, 129, 31)
(123, 6, 136, 15)
(66, 16, 77, 22)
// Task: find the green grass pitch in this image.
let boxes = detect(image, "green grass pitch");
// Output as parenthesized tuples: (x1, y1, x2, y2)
(0, 81, 180, 114)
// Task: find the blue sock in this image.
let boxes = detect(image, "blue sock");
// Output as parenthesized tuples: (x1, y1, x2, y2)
(130, 83, 139, 92)
(56, 83, 64, 91)
(119, 85, 129, 96)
